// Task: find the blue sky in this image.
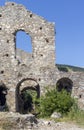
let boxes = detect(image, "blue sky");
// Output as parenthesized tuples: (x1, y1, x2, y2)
(0, 0, 84, 68)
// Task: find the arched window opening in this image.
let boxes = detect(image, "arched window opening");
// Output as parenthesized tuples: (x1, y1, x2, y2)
(15, 31, 32, 63)
(16, 78, 40, 114)
(0, 82, 8, 111)
(16, 30, 32, 53)
(56, 77, 73, 93)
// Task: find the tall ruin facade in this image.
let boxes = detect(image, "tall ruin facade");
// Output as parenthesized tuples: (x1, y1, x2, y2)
(0, 2, 84, 113)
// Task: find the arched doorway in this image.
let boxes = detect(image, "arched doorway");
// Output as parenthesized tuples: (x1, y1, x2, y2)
(56, 77, 73, 93)
(0, 82, 8, 111)
(16, 78, 40, 114)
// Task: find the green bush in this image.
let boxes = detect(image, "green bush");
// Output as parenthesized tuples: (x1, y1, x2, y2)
(57, 66, 68, 72)
(37, 89, 75, 118)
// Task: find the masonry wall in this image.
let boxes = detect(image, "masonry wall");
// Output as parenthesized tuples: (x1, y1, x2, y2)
(59, 71, 84, 109)
(0, 2, 59, 111)
(0, 2, 84, 112)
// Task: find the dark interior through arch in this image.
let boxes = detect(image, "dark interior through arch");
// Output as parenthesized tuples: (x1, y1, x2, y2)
(0, 82, 8, 111)
(16, 78, 40, 114)
(56, 77, 73, 93)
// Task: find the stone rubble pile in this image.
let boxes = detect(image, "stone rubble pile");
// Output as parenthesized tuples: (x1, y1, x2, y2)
(0, 112, 84, 130)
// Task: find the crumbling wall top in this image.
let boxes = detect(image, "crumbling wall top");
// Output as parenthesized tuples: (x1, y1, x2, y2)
(0, 2, 56, 68)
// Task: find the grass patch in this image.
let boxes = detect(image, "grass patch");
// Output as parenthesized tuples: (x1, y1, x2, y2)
(67, 107, 84, 127)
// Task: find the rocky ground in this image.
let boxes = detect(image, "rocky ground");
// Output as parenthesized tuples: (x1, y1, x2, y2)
(37, 120, 84, 130)
(0, 112, 84, 130)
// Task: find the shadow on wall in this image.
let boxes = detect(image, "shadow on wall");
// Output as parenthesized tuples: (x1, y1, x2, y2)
(15, 78, 40, 114)
(56, 77, 73, 93)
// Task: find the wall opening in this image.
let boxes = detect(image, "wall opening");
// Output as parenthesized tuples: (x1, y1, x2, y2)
(16, 30, 32, 53)
(15, 30, 32, 63)
(16, 78, 40, 114)
(56, 77, 73, 93)
(0, 82, 8, 111)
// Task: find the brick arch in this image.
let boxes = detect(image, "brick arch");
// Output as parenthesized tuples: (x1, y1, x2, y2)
(15, 78, 40, 114)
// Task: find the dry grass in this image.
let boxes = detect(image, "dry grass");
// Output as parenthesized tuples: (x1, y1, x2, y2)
(0, 119, 16, 130)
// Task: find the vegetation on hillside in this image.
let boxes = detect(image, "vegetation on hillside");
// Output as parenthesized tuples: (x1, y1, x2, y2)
(56, 64, 84, 72)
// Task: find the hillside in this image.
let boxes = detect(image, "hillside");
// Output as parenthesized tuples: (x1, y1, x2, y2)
(56, 64, 84, 72)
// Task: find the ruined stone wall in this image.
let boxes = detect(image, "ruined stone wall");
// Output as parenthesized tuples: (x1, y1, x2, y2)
(0, 2, 59, 111)
(58, 71, 84, 109)
(0, 2, 84, 112)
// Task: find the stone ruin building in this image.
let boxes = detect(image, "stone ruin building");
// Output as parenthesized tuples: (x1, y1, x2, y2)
(0, 2, 84, 113)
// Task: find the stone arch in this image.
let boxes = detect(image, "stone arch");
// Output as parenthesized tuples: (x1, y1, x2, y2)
(16, 78, 40, 114)
(56, 77, 73, 93)
(0, 82, 8, 111)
